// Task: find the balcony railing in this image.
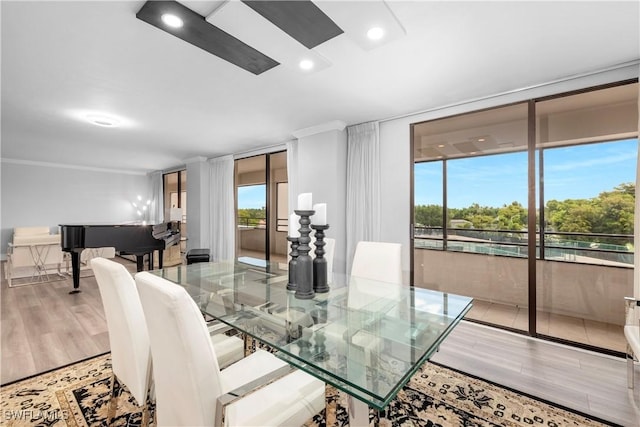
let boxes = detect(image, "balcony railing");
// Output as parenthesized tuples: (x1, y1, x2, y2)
(237, 217, 266, 228)
(414, 226, 634, 266)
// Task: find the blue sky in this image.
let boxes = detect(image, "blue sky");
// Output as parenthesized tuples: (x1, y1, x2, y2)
(237, 184, 266, 209)
(237, 139, 637, 210)
(415, 139, 637, 208)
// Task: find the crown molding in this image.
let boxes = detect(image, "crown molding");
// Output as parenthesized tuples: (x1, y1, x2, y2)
(1, 158, 148, 176)
(292, 120, 346, 139)
(184, 156, 208, 164)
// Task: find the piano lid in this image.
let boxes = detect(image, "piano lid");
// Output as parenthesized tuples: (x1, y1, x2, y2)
(60, 222, 160, 227)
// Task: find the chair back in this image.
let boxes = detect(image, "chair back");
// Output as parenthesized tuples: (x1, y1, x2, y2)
(350, 241, 402, 284)
(135, 271, 224, 426)
(91, 258, 151, 406)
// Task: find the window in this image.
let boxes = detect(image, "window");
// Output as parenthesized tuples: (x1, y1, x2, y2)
(543, 140, 637, 266)
(412, 81, 638, 353)
(237, 184, 266, 228)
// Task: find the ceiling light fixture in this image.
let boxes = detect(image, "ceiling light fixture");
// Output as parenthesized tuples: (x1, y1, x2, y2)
(161, 13, 183, 28)
(85, 114, 120, 127)
(367, 26, 384, 40)
(299, 59, 314, 71)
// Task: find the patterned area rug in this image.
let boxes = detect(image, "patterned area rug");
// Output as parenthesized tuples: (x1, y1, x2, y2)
(0, 353, 615, 427)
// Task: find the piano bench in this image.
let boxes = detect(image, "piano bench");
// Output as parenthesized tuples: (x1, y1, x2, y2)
(187, 248, 211, 265)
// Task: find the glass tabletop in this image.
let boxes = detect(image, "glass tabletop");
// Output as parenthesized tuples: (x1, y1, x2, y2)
(151, 258, 473, 410)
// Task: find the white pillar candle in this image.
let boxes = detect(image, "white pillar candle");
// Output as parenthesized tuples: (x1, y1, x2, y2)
(311, 203, 327, 225)
(289, 213, 300, 237)
(297, 193, 313, 210)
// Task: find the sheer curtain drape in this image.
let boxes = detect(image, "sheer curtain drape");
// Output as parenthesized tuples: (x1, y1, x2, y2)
(149, 171, 164, 224)
(346, 121, 380, 274)
(209, 155, 235, 262)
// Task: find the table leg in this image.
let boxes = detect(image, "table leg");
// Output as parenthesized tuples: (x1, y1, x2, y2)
(28, 244, 51, 283)
(347, 395, 370, 426)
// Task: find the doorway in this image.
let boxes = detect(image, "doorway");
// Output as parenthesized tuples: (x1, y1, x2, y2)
(234, 151, 288, 262)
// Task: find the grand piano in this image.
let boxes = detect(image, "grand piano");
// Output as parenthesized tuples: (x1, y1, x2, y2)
(60, 222, 180, 293)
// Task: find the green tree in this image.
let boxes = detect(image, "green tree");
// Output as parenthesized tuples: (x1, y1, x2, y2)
(414, 182, 634, 244)
(592, 185, 635, 235)
(414, 204, 443, 227)
(497, 201, 527, 231)
(238, 208, 266, 227)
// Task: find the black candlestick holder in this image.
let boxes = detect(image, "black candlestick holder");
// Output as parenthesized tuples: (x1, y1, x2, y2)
(286, 237, 299, 291)
(294, 209, 315, 299)
(311, 224, 330, 293)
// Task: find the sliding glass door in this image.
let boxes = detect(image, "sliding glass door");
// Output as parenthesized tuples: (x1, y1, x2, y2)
(412, 102, 530, 332)
(163, 170, 187, 264)
(535, 85, 638, 353)
(411, 81, 638, 354)
(234, 151, 288, 262)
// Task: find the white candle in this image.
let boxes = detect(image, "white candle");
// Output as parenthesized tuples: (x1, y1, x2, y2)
(311, 203, 327, 225)
(289, 213, 300, 237)
(297, 193, 312, 210)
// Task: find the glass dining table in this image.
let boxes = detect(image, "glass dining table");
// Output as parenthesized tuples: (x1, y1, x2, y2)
(151, 257, 473, 426)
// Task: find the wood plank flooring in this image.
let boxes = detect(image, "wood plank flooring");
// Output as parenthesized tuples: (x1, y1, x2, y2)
(1, 258, 133, 384)
(1, 258, 639, 426)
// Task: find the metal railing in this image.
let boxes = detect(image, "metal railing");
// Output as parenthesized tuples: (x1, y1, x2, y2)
(237, 217, 288, 232)
(414, 226, 634, 265)
(237, 217, 266, 228)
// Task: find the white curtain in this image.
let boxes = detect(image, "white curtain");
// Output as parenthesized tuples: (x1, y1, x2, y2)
(209, 155, 235, 262)
(148, 170, 164, 224)
(346, 121, 380, 274)
(286, 139, 299, 226)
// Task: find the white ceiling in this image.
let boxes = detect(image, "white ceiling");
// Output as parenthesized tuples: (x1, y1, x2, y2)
(1, 1, 638, 174)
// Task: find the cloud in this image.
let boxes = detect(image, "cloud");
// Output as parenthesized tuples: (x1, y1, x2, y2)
(546, 151, 636, 172)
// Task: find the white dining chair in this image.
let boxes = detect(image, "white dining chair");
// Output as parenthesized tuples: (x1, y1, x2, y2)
(135, 271, 325, 427)
(625, 296, 640, 388)
(351, 241, 402, 285)
(92, 258, 245, 425)
(349, 241, 404, 315)
(92, 257, 153, 426)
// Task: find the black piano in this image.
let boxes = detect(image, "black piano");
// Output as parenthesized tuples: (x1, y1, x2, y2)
(60, 222, 180, 293)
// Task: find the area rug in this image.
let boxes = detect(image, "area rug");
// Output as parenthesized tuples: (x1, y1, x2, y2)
(0, 353, 616, 427)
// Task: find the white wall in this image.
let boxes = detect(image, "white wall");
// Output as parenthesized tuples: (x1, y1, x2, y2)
(379, 64, 640, 275)
(295, 129, 348, 274)
(1, 160, 150, 258)
(185, 157, 210, 252)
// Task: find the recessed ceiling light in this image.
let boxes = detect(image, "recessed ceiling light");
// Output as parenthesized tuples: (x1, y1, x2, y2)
(367, 27, 385, 40)
(161, 13, 183, 28)
(478, 138, 486, 142)
(437, 144, 445, 148)
(85, 114, 120, 127)
(299, 59, 314, 71)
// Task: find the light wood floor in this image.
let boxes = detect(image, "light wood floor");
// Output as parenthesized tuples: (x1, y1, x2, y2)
(467, 299, 627, 353)
(1, 258, 639, 426)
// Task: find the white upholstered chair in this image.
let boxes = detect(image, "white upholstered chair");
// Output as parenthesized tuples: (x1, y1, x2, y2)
(322, 241, 404, 363)
(625, 296, 640, 388)
(91, 257, 153, 425)
(92, 258, 245, 425)
(135, 271, 325, 427)
(350, 241, 402, 285)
